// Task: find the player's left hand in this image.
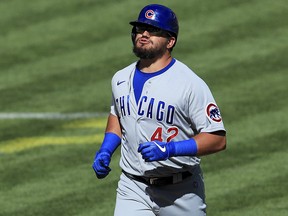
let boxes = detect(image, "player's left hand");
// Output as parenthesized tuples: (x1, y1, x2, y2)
(138, 141, 171, 162)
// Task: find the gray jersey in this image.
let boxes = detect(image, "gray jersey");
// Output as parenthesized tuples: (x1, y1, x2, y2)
(110, 59, 225, 177)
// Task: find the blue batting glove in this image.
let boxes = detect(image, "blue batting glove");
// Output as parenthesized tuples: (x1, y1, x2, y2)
(92, 149, 112, 179)
(138, 141, 175, 162)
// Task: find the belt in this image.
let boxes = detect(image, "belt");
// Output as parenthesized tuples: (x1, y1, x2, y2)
(122, 170, 192, 186)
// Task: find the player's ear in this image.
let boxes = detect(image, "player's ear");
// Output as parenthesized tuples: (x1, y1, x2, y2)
(167, 37, 176, 49)
(131, 26, 137, 45)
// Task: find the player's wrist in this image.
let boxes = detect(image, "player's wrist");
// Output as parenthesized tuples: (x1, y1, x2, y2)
(99, 132, 121, 156)
(166, 141, 176, 158)
(98, 148, 113, 156)
(168, 138, 198, 157)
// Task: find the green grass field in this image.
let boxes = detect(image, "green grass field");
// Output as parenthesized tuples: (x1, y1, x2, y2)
(0, 0, 287, 215)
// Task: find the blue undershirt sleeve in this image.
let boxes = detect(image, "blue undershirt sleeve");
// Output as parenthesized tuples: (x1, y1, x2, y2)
(99, 132, 121, 155)
(167, 138, 198, 157)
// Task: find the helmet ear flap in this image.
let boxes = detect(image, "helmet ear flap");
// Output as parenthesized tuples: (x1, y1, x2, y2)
(131, 26, 136, 44)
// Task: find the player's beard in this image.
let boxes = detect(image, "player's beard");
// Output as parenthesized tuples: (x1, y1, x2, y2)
(133, 39, 168, 59)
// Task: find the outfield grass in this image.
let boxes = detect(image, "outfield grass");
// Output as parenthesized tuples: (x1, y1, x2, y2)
(0, 0, 287, 215)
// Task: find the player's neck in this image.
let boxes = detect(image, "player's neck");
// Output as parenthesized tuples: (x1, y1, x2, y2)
(138, 54, 172, 73)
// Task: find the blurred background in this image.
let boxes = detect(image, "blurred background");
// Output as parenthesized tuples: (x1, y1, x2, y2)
(0, 0, 287, 215)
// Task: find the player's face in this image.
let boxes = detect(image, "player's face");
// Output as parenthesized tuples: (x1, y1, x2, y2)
(133, 25, 172, 59)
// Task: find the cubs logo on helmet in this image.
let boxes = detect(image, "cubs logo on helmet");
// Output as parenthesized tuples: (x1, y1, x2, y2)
(145, 10, 155, 19)
(206, 103, 222, 122)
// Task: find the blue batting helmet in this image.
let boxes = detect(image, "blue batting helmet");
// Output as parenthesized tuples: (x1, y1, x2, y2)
(130, 4, 179, 38)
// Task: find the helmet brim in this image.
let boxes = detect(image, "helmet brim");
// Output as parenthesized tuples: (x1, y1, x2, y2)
(129, 20, 159, 28)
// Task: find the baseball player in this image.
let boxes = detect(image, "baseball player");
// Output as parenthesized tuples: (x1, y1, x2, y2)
(92, 4, 226, 216)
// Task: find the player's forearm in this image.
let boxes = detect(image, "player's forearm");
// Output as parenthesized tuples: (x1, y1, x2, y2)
(193, 131, 226, 156)
(105, 114, 122, 138)
(97, 114, 122, 155)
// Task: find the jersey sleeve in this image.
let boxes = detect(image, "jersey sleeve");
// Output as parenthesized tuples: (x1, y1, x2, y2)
(110, 92, 120, 117)
(188, 77, 225, 134)
(110, 73, 119, 117)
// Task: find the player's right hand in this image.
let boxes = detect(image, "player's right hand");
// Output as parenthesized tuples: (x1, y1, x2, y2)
(92, 150, 112, 179)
